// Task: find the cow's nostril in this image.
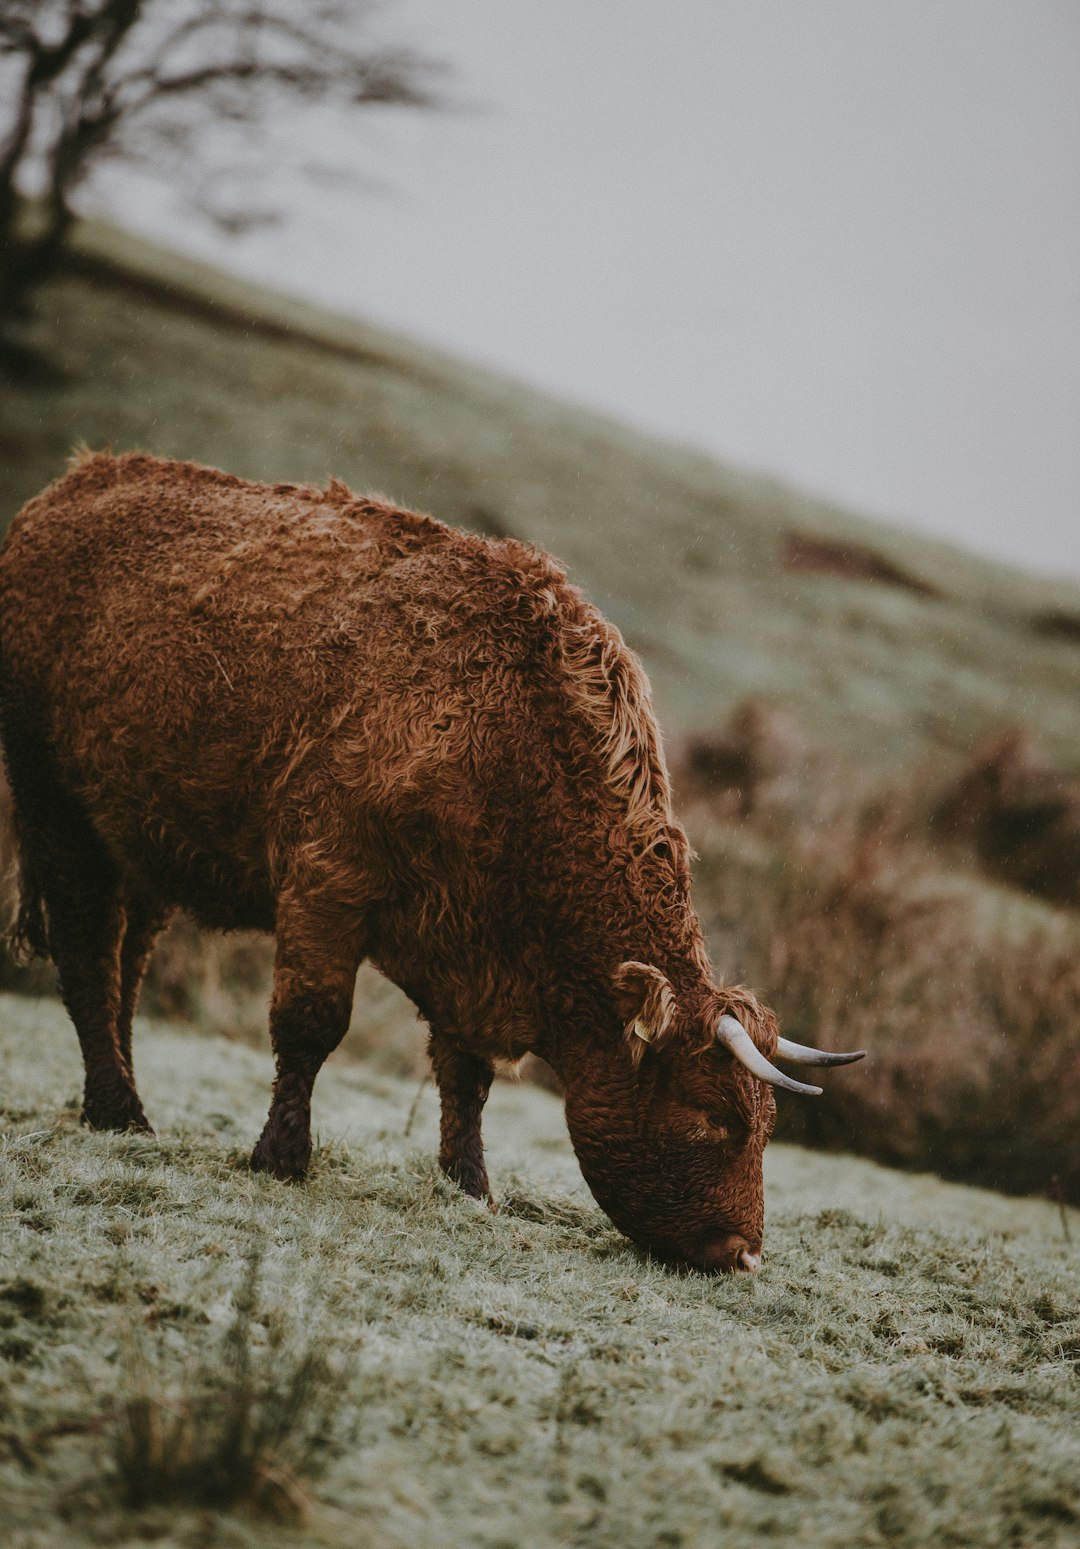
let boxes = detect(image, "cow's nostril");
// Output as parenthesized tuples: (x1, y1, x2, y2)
(700, 1234, 762, 1273)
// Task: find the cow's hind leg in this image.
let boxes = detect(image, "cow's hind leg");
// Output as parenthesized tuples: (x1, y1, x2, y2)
(250, 902, 364, 1182)
(430, 1037, 494, 1201)
(24, 785, 150, 1132)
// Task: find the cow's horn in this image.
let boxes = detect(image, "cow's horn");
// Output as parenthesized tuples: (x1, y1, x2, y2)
(775, 1037, 866, 1068)
(715, 1015, 823, 1096)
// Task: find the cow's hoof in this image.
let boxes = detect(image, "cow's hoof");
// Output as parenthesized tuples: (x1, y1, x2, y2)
(82, 1089, 153, 1134)
(250, 1134, 309, 1183)
(441, 1158, 491, 1202)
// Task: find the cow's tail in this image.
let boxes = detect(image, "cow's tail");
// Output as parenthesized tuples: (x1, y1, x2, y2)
(0, 764, 47, 964)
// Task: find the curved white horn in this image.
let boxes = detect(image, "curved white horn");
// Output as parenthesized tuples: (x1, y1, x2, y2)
(715, 1015, 822, 1096)
(775, 1037, 866, 1068)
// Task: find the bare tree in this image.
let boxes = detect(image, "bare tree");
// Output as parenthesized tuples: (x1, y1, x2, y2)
(0, 1, 444, 338)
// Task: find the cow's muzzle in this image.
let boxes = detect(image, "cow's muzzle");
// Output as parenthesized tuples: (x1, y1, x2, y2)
(700, 1234, 762, 1274)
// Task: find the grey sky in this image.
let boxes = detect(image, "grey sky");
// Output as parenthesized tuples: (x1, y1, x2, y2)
(101, 1, 1080, 579)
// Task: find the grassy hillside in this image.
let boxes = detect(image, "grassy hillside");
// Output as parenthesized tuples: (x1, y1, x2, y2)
(3, 220, 1080, 776)
(2, 220, 1079, 1209)
(2, 996, 1078, 1549)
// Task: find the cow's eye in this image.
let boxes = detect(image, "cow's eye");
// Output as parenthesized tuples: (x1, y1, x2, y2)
(704, 1113, 730, 1139)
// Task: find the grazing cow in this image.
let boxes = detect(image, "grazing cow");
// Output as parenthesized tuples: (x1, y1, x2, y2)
(0, 453, 862, 1272)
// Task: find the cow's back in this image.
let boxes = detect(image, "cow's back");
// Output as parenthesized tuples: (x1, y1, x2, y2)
(0, 452, 566, 927)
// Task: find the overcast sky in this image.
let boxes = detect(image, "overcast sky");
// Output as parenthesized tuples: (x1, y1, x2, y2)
(103, 1, 1080, 579)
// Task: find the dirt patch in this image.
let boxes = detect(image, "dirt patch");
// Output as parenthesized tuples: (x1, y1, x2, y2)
(782, 532, 940, 597)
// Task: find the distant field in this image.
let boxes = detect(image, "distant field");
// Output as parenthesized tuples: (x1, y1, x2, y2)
(3, 220, 1080, 776)
(2, 995, 1078, 1549)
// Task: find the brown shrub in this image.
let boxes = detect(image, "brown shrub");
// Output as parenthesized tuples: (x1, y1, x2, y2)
(932, 728, 1080, 909)
(671, 698, 807, 820)
(696, 804, 1080, 1202)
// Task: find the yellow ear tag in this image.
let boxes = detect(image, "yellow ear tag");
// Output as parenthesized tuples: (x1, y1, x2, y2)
(633, 1017, 653, 1043)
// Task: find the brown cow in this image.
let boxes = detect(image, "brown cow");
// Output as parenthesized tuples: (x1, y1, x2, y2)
(0, 452, 862, 1272)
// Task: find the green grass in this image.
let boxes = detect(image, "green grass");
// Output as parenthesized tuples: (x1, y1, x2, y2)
(2, 993, 1078, 1548)
(3, 219, 1080, 775)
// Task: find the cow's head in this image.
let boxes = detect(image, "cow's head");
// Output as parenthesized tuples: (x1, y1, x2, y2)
(564, 964, 864, 1273)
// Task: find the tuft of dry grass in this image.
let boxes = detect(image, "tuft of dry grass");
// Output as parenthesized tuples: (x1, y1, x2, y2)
(113, 1250, 342, 1523)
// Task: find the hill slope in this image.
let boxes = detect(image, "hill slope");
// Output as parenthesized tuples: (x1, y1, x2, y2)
(2, 997, 1078, 1548)
(3, 221, 1080, 775)
(3, 220, 1079, 1215)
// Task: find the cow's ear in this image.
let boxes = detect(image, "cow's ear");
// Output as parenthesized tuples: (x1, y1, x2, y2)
(614, 961, 676, 1067)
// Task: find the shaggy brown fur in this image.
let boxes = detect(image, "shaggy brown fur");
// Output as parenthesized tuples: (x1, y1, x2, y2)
(0, 452, 785, 1271)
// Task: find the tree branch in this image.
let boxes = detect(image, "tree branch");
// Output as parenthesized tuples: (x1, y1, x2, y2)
(0, 0, 446, 335)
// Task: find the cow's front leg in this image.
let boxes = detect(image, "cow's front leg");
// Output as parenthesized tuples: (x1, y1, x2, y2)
(251, 902, 362, 1182)
(429, 1037, 494, 1202)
